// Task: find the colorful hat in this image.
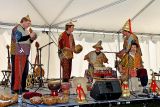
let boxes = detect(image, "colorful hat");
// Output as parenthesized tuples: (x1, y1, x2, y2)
(122, 19, 132, 33)
(92, 40, 103, 50)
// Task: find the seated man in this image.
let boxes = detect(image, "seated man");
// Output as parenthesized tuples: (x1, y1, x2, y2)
(84, 40, 108, 82)
(118, 43, 143, 92)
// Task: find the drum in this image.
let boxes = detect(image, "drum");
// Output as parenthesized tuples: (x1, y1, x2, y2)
(61, 82, 70, 95)
(93, 67, 113, 78)
(48, 80, 61, 96)
(62, 48, 73, 59)
(74, 44, 83, 54)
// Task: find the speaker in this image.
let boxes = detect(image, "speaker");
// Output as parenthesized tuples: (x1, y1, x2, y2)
(90, 79, 122, 100)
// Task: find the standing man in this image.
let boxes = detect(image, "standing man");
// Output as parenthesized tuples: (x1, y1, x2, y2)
(58, 22, 75, 82)
(117, 19, 142, 59)
(11, 15, 37, 93)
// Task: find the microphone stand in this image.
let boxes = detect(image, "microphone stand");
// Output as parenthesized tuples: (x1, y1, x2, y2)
(46, 30, 62, 84)
(35, 42, 53, 92)
(41, 29, 63, 86)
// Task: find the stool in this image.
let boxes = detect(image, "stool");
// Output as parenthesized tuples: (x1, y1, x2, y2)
(1, 70, 11, 87)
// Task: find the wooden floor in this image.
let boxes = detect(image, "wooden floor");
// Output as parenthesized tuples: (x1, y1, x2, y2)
(0, 84, 157, 107)
(1, 79, 158, 107)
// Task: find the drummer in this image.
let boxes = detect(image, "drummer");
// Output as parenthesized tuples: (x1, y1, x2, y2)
(58, 21, 75, 82)
(84, 40, 108, 82)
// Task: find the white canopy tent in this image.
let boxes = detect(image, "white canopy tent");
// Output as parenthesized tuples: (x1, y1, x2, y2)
(0, 0, 160, 80)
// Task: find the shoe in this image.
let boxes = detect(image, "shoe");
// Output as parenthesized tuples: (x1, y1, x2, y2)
(11, 90, 20, 94)
(143, 88, 148, 94)
(22, 89, 29, 92)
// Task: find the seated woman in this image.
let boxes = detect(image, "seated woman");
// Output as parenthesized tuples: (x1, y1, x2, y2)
(84, 40, 108, 82)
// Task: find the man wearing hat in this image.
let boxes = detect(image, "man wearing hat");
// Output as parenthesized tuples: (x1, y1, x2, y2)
(117, 19, 142, 59)
(117, 19, 146, 93)
(84, 40, 108, 82)
(58, 22, 75, 82)
(11, 15, 37, 93)
(117, 19, 143, 82)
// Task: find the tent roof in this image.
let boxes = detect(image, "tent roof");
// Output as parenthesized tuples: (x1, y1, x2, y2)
(0, 0, 160, 35)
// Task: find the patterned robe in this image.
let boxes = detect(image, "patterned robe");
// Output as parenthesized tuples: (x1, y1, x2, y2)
(11, 24, 33, 91)
(58, 31, 75, 82)
(119, 52, 142, 82)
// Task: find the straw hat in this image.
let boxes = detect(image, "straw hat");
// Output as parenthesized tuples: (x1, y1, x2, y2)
(92, 40, 103, 50)
(122, 19, 132, 33)
(66, 21, 74, 26)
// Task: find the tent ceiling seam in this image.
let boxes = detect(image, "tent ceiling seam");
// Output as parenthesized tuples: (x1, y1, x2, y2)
(1, 22, 160, 36)
(114, 0, 156, 34)
(51, 0, 128, 27)
(50, 0, 74, 25)
(27, 0, 49, 25)
(131, 0, 156, 21)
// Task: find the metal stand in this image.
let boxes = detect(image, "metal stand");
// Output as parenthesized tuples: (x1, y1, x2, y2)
(35, 42, 53, 92)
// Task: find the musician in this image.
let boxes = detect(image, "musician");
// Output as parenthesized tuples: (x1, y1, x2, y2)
(117, 19, 142, 59)
(118, 43, 143, 92)
(10, 15, 37, 94)
(58, 22, 75, 82)
(84, 40, 108, 82)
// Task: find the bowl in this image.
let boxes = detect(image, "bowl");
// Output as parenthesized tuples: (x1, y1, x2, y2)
(48, 80, 61, 91)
